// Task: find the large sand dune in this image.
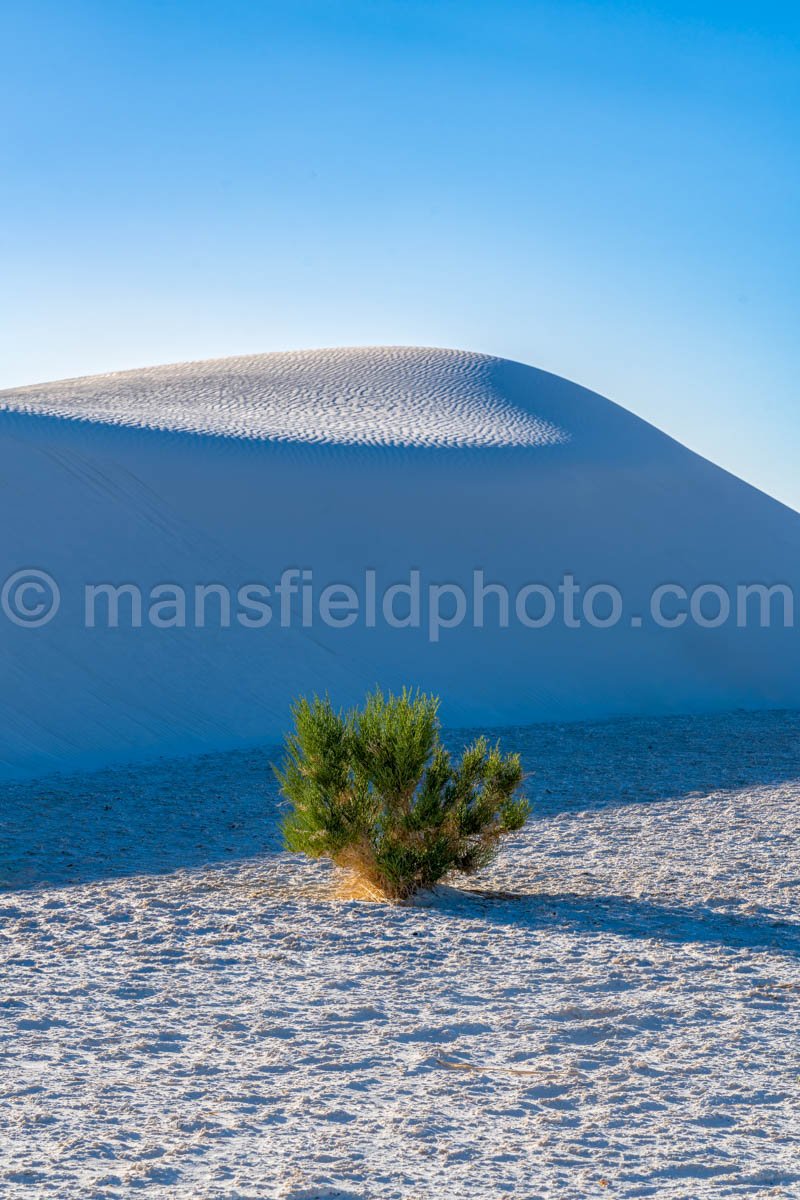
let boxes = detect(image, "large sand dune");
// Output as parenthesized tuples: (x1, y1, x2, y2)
(1, 346, 798, 779)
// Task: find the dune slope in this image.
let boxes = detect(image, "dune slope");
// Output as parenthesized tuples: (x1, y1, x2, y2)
(0, 346, 798, 778)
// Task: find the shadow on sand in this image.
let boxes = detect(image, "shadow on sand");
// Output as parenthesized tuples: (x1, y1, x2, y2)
(454, 708, 800, 817)
(429, 885, 800, 959)
(1, 709, 799, 894)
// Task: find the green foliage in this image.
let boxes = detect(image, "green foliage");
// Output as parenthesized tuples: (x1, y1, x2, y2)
(276, 688, 529, 900)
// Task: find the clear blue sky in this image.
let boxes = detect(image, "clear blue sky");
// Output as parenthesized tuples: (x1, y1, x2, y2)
(2, 1, 798, 507)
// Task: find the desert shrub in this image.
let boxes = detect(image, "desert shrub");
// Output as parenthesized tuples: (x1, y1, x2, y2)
(276, 687, 529, 900)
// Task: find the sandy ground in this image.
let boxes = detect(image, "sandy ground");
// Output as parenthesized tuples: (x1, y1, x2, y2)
(1, 710, 799, 1198)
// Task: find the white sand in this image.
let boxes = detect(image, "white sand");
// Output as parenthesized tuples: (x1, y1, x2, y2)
(1, 347, 799, 780)
(2, 710, 799, 1198)
(0, 347, 569, 449)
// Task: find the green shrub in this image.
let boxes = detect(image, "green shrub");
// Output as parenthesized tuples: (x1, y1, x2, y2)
(276, 687, 529, 901)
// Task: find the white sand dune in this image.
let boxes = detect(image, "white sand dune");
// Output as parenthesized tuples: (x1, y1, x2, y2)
(1, 346, 798, 779)
(0, 347, 569, 449)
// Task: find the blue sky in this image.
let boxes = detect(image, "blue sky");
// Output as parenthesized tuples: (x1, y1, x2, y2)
(2, 1, 798, 507)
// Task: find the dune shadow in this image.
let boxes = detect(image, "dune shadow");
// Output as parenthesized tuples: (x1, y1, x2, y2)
(450, 708, 800, 817)
(0, 745, 286, 892)
(2, 709, 799, 893)
(434, 887, 800, 958)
